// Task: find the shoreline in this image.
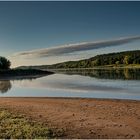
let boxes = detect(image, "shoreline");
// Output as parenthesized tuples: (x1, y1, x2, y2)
(0, 96, 140, 101)
(46, 65, 140, 71)
(0, 97, 140, 138)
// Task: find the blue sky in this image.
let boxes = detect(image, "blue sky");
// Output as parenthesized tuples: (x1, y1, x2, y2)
(0, 1, 140, 67)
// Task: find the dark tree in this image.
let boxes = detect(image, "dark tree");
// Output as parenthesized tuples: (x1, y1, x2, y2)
(0, 57, 11, 70)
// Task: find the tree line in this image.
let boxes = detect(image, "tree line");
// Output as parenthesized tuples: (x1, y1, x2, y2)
(46, 50, 140, 69)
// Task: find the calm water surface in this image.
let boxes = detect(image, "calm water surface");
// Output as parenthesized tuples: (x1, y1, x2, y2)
(0, 68, 140, 100)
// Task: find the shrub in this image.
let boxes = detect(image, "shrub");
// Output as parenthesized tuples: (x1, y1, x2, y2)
(0, 109, 53, 139)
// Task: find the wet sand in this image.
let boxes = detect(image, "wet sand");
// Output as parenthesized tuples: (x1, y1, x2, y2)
(0, 97, 140, 139)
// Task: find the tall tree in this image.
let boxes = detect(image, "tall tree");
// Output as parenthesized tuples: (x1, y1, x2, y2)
(0, 57, 11, 70)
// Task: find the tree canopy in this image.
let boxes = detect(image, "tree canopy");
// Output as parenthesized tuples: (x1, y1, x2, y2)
(17, 50, 140, 69)
(44, 50, 140, 69)
(0, 57, 11, 70)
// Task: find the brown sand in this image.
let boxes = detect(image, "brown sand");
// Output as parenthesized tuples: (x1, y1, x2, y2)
(0, 97, 140, 139)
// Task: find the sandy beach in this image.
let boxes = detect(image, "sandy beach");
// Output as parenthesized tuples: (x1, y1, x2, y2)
(0, 97, 140, 139)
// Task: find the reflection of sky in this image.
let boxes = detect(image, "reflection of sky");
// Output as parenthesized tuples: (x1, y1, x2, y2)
(1, 74, 140, 100)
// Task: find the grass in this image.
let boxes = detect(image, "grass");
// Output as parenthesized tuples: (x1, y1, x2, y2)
(0, 108, 54, 139)
(108, 64, 140, 68)
(87, 64, 140, 69)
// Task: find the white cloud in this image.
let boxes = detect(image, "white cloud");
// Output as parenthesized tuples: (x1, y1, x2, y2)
(12, 36, 140, 58)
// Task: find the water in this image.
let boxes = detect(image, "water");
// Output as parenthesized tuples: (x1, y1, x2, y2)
(0, 68, 140, 100)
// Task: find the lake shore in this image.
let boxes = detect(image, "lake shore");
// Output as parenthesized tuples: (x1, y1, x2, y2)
(0, 97, 140, 139)
(48, 64, 140, 71)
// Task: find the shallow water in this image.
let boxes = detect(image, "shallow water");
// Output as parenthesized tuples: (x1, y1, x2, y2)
(0, 68, 140, 100)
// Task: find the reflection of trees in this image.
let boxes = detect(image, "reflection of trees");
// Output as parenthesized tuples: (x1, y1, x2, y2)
(0, 80, 12, 93)
(56, 68, 140, 80)
(124, 69, 131, 79)
(0, 74, 48, 94)
(0, 75, 47, 94)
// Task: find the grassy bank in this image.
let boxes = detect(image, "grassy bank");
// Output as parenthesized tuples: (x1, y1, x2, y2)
(101, 64, 140, 68)
(48, 64, 140, 71)
(0, 108, 54, 139)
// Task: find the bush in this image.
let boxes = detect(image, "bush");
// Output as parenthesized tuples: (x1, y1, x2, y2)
(0, 109, 53, 139)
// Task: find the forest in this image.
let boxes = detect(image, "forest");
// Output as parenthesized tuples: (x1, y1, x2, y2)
(22, 50, 140, 69)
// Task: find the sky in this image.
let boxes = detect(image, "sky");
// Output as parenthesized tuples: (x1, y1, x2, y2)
(0, 1, 140, 67)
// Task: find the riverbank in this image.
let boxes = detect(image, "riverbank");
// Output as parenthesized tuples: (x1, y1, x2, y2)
(48, 64, 140, 71)
(0, 97, 140, 139)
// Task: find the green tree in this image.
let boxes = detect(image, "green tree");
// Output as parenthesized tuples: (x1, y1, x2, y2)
(91, 59, 100, 66)
(123, 56, 130, 65)
(115, 61, 120, 66)
(0, 57, 11, 70)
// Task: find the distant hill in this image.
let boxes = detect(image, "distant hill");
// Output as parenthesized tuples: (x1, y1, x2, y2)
(17, 50, 140, 69)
